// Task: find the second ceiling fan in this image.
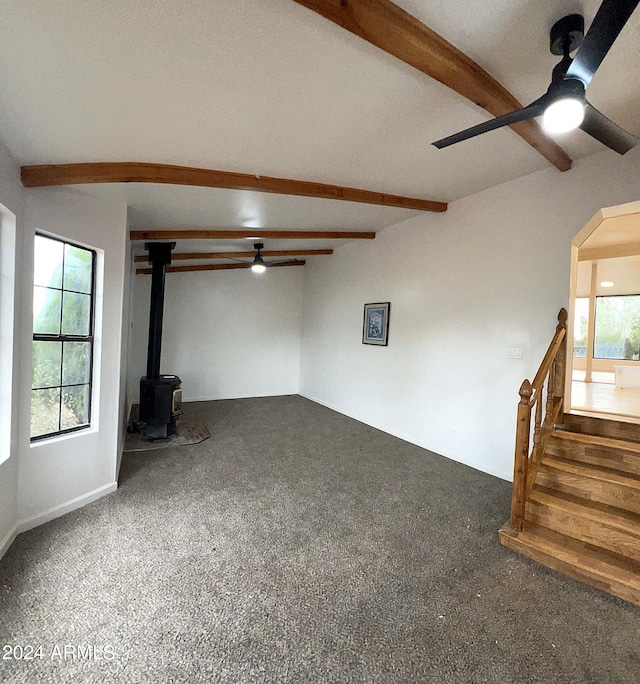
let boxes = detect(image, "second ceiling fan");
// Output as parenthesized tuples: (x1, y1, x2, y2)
(240, 243, 304, 273)
(433, 0, 639, 155)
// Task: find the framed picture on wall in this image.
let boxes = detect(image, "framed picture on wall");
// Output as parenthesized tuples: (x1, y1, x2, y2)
(362, 302, 390, 346)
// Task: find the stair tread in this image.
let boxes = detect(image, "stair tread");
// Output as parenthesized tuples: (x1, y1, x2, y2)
(499, 523, 640, 593)
(551, 429, 640, 453)
(543, 454, 640, 488)
(545, 434, 640, 478)
(529, 485, 640, 537)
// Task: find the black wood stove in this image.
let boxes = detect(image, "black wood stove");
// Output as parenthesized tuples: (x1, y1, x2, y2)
(139, 242, 183, 439)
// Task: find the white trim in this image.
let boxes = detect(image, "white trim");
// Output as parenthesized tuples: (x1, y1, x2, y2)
(15, 481, 117, 536)
(0, 525, 18, 559)
(299, 392, 510, 482)
(184, 392, 297, 403)
(116, 398, 135, 480)
(29, 425, 99, 449)
(0, 202, 17, 466)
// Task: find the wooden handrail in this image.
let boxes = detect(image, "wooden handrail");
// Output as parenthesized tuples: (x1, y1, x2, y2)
(510, 308, 568, 532)
(531, 327, 566, 392)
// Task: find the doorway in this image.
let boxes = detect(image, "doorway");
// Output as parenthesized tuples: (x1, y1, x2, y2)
(566, 200, 640, 421)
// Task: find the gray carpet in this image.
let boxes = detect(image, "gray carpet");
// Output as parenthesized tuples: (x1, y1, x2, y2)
(0, 395, 638, 683)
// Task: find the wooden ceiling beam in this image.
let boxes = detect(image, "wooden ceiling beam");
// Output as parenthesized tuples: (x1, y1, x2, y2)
(293, 0, 572, 172)
(20, 162, 447, 212)
(136, 261, 305, 275)
(130, 229, 374, 240)
(134, 249, 332, 263)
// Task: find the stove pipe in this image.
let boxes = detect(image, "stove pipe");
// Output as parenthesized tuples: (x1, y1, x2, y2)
(139, 242, 182, 440)
(145, 242, 175, 379)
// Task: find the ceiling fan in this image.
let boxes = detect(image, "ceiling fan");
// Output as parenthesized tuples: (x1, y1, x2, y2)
(239, 243, 303, 273)
(433, 0, 639, 155)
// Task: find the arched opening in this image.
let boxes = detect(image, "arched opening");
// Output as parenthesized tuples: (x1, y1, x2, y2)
(566, 200, 640, 421)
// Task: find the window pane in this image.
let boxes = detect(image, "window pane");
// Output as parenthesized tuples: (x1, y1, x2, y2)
(61, 385, 89, 429)
(594, 295, 640, 360)
(33, 286, 62, 334)
(61, 291, 91, 335)
(32, 341, 62, 389)
(62, 341, 91, 386)
(31, 388, 60, 437)
(34, 235, 63, 288)
(573, 297, 588, 358)
(63, 244, 93, 294)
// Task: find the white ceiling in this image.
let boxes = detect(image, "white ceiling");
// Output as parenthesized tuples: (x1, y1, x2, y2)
(1, 0, 639, 258)
(577, 209, 640, 297)
(581, 211, 640, 249)
(577, 255, 640, 297)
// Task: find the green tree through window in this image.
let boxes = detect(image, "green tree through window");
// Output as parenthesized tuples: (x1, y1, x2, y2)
(31, 234, 95, 439)
(594, 295, 640, 359)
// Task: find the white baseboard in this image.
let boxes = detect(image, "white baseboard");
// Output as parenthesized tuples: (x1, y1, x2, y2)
(0, 524, 18, 559)
(299, 392, 510, 482)
(184, 391, 297, 403)
(16, 481, 118, 536)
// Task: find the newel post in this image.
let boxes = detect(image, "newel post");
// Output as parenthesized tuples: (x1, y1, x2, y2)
(511, 379, 533, 533)
(554, 308, 568, 401)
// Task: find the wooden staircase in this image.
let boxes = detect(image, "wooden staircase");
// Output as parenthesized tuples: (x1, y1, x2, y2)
(498, 310, 640, 606)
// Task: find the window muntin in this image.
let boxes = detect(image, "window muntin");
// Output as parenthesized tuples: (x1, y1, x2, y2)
(31, 234, 95, 440)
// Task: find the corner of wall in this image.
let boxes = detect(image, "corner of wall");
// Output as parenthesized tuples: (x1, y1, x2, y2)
(0, 142, 23, 558)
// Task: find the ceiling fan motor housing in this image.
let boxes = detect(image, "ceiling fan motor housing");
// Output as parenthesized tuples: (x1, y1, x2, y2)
(550, 14, 585, 55)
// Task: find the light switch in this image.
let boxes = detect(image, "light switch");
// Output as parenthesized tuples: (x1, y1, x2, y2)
(507, 347, 522, 359)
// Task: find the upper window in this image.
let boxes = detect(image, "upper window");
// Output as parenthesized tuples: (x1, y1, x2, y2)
(594, 294, 640, 360)
(31, 234, 96, 440)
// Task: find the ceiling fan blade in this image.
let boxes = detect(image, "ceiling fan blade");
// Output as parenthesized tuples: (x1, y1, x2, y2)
(432, 97, 548, 149)
(267, 259, 304, 267)
(580, 101, 639, 154)
(565, 0, 639, 87)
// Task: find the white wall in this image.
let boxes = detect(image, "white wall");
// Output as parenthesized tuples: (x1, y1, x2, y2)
(0, 143, 23, 555)
(17, 188, 127, 527)
(128, 265, 304, 403)
(300, 149, 640, 481)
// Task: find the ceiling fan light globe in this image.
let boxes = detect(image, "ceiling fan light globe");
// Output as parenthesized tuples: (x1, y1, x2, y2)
(542, 97, 585, 133)
(251, 262, 266, 274)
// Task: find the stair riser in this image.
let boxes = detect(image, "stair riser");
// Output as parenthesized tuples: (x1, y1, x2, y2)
(546, 439, 640, 477)
(526, 501, 640, 564)
(560, 414, 640, 443)
(536, 468, 640, 515)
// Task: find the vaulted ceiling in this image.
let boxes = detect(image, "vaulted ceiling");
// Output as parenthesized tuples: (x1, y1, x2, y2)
(1, 0, 638, 267)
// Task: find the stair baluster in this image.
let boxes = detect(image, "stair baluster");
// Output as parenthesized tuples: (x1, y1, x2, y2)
(510, 308, 568, 532)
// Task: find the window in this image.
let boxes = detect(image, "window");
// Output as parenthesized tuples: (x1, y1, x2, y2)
(31, 234, 96, 440)
(594, 295, 640, 360)
(572, 295, 640, 360)
(573, 297, 588, 358)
